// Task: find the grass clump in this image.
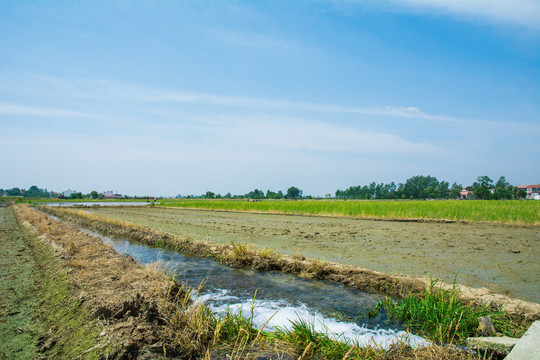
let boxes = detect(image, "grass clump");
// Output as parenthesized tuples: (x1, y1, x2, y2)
(159, 285, 273, 358)
(372, 279, 521, 344)
(277, 318, 353, 359)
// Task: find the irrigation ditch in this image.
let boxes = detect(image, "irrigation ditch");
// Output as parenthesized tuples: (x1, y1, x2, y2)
(40, 205, 540, 321)
(3, 203, 539, 359)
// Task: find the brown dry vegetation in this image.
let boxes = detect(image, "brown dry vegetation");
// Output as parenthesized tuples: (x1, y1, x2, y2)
(15, 204, 184, 358)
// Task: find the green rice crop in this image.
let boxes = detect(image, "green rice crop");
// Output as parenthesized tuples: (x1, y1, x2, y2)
(158, 199, 539, 225)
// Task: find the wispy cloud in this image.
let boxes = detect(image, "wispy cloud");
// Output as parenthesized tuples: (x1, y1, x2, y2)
(392, 0, 540, 30)
(3, 76, 522, 129)
(0, 103, 95, 118)
(33, 77, 469, 124)
(217, 117, 440, 154)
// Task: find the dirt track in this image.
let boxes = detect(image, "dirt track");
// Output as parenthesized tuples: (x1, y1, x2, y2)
(85, 206, 540, 304)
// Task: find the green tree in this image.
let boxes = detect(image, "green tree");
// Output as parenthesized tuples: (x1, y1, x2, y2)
(246, 189, 265, 199)
(403, 175, 439, 199)
(69, 192, 83, 199)
(437, 181, 450, 198)
(90, 190, 99, 199)
(494, 176, 512, 200)
(512, 187, 527, 199)
(449, 183, 462, 199)
(472, 176, 494, 200)
(24, 185, 40, 198)
(205, 191, 216, 198)
(286, 186, 302, 199)
(6, 188, 21, 196)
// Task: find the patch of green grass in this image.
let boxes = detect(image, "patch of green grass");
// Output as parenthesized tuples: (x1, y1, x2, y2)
(158, 199, 540, 225)
(276, 317, 352, 359)
(0, 207, 41, 359)
(372, 279, 524, 344)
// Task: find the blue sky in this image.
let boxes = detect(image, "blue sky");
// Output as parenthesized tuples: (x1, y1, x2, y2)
(1, 0, 539, 196)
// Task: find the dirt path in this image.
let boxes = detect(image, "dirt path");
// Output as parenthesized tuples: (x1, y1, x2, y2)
(0, 205, 40, 359)
(85, 206, 540, 304)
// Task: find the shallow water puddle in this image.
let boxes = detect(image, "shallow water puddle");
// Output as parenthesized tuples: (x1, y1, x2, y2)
(39, 201, 151, 207)
(78, 227, 427, 348)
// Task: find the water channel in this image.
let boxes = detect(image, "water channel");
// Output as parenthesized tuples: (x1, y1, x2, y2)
(67, 217, 427, 348)
(40, 202, 152, 207)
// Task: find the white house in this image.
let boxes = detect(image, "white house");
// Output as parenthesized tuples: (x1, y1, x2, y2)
(62, 189, 76, 197)
(517, 185, 540, 200)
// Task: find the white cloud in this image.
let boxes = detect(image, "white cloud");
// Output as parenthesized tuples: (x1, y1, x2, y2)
(394, 0, 540, 30)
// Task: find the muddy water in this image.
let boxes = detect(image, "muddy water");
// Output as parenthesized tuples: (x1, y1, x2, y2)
(84, 207, 540, 304)
(78, 228, 427, 347)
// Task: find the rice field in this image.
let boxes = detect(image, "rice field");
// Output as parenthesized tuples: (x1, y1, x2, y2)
(158, 199, 540, 226)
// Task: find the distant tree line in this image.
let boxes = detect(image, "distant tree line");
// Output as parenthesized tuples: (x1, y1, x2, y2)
(335, 175, 526, 200)
(202, 186, 303, 200)
(0, 186, 128, 200)
(3, 176, 528, 201)
(0, 185, 56, 198)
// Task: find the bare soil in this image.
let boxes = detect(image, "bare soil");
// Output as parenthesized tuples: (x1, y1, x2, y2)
(85, 206, 540, 304)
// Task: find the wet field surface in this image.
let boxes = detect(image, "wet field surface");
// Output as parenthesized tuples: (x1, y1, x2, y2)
(85, 206, 540, 303)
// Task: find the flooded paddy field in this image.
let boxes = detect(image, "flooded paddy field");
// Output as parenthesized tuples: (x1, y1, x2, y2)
(83, 206, 540, 304)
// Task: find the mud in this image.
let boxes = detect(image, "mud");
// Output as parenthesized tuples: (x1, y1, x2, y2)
(84, 206, 540, 304)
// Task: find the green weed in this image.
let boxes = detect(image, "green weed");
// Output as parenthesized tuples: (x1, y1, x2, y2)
(372, 279, 517, 344)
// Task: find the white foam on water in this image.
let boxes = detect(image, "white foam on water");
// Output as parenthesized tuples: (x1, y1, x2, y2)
(198, 290, 429, 349)
(194, 289, 238, 305)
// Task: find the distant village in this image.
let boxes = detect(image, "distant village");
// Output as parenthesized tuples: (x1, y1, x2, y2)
(59, 189, 123, 199)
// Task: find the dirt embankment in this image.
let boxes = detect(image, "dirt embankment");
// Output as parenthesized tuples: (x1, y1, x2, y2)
(82, 206, 540, 305)
(45, 206, 540, 323)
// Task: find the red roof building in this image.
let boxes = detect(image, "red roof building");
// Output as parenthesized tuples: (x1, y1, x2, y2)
(517, 185, 540, 199)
